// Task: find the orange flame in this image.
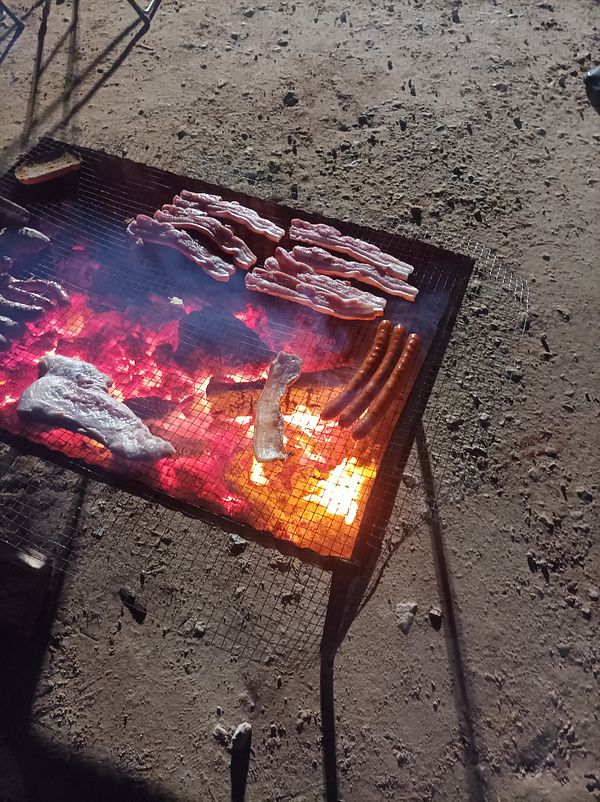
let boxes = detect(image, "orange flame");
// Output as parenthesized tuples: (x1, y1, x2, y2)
(304, 457, 375, 526)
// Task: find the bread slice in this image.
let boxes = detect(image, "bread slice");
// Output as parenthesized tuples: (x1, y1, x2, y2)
(15, 151, 81, 185)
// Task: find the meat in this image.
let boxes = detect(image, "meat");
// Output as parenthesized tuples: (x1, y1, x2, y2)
(290, 246, 418, 301)
(7, 277, 70, 306)
(127, 215, 236, 282)
(338, 324, 407, 428)
(321, 320, 392, 421)
(245, 259, 387, 320)
(253, 352, 302, 462)
(352, 333, 420, 440)
(17, 355, 175, 461)
(174, 308, 274, 369)
(177, 191, 285, 242)
(288, 218, 414, 278)
(155, 205, 257, 269)
(0, 227, 51, 260)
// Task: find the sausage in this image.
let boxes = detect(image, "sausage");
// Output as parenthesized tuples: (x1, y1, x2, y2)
(0, 294, 45, 321)
(1, 282, 53, 310)
(320, 320, 392, 421)
(0, 315, 20, 334)
(337, 323, 407, 428)
(351, 332, 420, 440)
(14, 278, 70, 306)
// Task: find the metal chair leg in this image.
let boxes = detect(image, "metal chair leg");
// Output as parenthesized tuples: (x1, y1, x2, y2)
(125, 0, 162, 28)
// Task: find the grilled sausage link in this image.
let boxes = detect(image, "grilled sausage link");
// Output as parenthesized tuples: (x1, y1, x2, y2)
(320, 320, 392, 421)
(337, 323, 407, 428)
(351, 332, 420, 440)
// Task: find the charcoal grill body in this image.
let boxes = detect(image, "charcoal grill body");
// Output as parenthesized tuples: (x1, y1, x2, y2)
(0, 139, 476, 802)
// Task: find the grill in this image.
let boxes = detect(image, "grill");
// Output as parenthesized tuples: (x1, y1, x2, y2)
(0, 137, 476, 570)
(0, 137, 528, 801)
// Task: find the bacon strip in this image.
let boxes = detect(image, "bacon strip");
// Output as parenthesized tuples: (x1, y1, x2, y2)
(352, 333, 420, 440)
(155, 205, 257, 269)
(291, 246, 418, 301)
(245, 259, 386, 320)
(127, 215, 236, 282)
(177, 191, 285, 242)
(253, 351, 302, 462)
(289, 219, 414, 278)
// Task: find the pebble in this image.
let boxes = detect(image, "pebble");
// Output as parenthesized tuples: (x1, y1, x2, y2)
(243, 8, 254, 17)
(588, 587, 599, 602)
(428, 607, 443, 630)
(492, 82, 508, 92)
(506, 367, 523, 382)
(396, 602, 417, 635)
(283, 91, 299, 107)
(581, 607, 592, 620)
(229, 533, 248, 555)
(479, 412, 491, 427)
(213, 724, 231, 747)
(410, 206, 422, 224)
(402, 472, 418, 488)
(575, 487, 593, 502)
(557, 643, 571, 657)
(528, 467, 542, 481)
(231, 722, 252, 753)
(451, 8, 461, 23)
(446, 415, 463, 431)
(193, 621, 207, 638)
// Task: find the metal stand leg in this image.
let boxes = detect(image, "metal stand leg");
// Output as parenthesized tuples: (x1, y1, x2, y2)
(0, 2, 25, 66)
(125, 0, 162, 28)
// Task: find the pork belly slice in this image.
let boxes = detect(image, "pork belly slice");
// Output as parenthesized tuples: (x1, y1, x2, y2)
(288, 218, 414, 278)
(18, 355, 175, 461)
(176, 191, 285, 242)
(127, 214, 236, 282)
(155, 205, 257, 269)
(244, 259, 386, 320)
(253, 351, 302, 462)
(290, 245, 418, 301)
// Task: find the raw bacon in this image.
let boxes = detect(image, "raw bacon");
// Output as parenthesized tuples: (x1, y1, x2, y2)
(290, 246, 418, 302)
(288, 218, 414, 278)
(245, 259, 386, 320)
(155, 205, 257, 269)
(177, 191, 285, 242)
(127, 215, 236, 282)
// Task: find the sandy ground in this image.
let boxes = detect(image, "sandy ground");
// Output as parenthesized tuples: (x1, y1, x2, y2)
(1, 1, 599, 801)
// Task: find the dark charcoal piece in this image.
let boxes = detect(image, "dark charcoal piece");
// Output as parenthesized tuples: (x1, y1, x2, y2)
(174, 307, 274, 368)
(124, 395, 178, 420)
(585, 65, 600, 112)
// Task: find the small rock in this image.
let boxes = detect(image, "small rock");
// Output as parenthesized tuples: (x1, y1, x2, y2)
(505, 367, 523, 382)
(229, 533, 248, 555)
(528, 467, 541, 482)
(492, 82, 508, 92)
(479, 412, 491, 427)
(177, 130, 187, 140)
(575, 487, 593, 502)
(557, 643, 571, 658)
(581, 607, 592, 620)
(588, 587, 599, 602)
(451, 8, 460, 23)
(231, 722, 252, 753)
(119, 585, 147, 623)
(446, 415, 463, 431)
(428, 607, 443, 630)
(396, 602, 417, 635)
(402, 472, 418, 488)
(243, 7, 254, 17)
(535, 127, 547, 136)
(410, 206, 422, 225)
(193, 621, 207, 639)
(296, 709, 312, 733)
(213, 724, 231, 748)
(283, 91, 299, 107)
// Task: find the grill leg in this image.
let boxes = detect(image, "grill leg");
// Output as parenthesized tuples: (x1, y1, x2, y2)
(125, 0, 162, 28)
(320, 566, 355, 802)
